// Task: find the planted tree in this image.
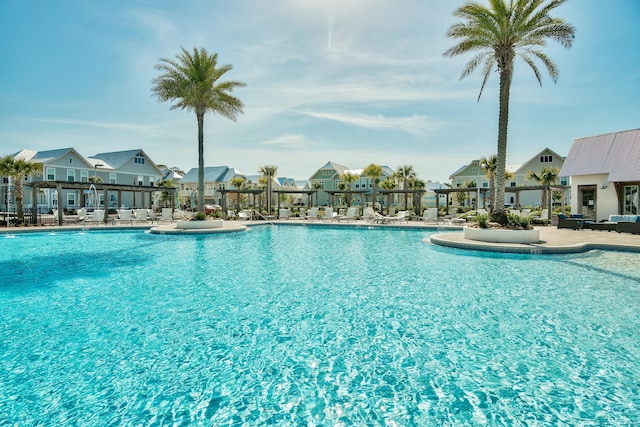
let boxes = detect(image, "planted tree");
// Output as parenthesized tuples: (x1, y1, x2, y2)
(527, 166, 560, 211)
(259, 165, 278, 215)
(363, 164, 383, 213)
(0, 156, 42, 224)
(444, 0, 575, 224)
(152, 47, 245, 215)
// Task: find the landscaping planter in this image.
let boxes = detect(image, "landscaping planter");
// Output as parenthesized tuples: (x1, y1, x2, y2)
(463, 226, 540, 244)
(176, 219, 224, 230)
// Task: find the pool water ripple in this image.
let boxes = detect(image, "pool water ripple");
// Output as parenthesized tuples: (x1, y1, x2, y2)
(1, 227, 640, 425)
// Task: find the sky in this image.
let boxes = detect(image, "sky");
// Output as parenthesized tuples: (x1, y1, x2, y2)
(1, 0, 639, 183)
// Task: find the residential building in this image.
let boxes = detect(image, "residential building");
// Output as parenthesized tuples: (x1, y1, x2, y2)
(1, 148, 163, 213)
(178, 166, 244, 208)
(449, 148, 567, 209)
(560, 128, 640, 221)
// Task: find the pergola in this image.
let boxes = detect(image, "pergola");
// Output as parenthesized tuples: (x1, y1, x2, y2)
(218, 188, 265, 218)
(433, 185, 569, 218)
(378, 189, 427, 213)
(274, 189, 318, 212)
(29, 180, 171, 224)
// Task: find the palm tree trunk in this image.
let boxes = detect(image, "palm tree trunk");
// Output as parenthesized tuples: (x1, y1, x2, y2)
(15, 181, 24, 222)
(197, 112, 205, 214)
(489, 176, 496, 213)
(492, 68, 512, 222)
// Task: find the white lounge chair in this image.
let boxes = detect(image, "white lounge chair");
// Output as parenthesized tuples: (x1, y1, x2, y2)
(420, 208, 439, 224)
(133, 209, 149, 223)
(303, 207, 319, 221)
(159, 208, 174, 223)
(367, 207, 393, 224)
(86, 209, 106, 225)
(337, 206, 358, 222)
(115, 209, 133, 224)
(279, 208, 291, 220)
(322, 207, 335, 221)
(238, 210, 251, 220)
(521, 209, 531, 218)
(393, 210, 409, 223)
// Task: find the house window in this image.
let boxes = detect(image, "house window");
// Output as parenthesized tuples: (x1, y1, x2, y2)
(69, 157, 73, 164)
(149, 177, 155, 186)
(560, 178, 567, 185)
(218, 184, 225, 190)
(540, 155, 553, 163)
(46, 168, 55, 181)
(134, 153, 145, 164)
(67, 193, 76, 206)
(510, 182, 516, 187)
(624, 185, 638, 215)
(67, 169, 75, 182)
(137, 176, 144, 186)
(109, 173, 116, 184)
(80, 171, 89, 182)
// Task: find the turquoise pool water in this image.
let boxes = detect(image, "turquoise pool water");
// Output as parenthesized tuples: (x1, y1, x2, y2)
(1, 226, 640, 425)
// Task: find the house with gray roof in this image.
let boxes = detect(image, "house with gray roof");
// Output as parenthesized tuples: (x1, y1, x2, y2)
(2, 148, 163, 213)
(178, 166, 245, 208)
(560, 128, 640, 221)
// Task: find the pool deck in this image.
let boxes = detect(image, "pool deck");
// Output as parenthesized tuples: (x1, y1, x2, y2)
(2, 219, 640, 254)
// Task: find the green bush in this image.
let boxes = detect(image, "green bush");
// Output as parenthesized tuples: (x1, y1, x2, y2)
(476, 213, 490, 228)
(192, 212, 207, 221)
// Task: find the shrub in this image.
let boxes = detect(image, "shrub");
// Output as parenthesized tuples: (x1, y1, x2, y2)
(476, 213, 490, 229)
(192, 212, 207, 221)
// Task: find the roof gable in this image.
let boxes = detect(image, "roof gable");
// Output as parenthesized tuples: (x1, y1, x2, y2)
(560, 129, 640, 181)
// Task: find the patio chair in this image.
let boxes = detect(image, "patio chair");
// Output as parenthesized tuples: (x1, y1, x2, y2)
(322, 207, 335, 221)
(420, 208, 439, 224)
(303, 207, 319, 221)
(557, 213, 584, 230)
(133, 209, 150, 223)
(336, 206, 358, 222)
(159, 208, 174, 223)
(279, 208, 291, 220)
(86, 209, 106, 225)
(115, 209, 133, 224)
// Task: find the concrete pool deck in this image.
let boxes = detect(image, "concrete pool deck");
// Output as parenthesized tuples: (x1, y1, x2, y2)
(2, 220, 640, 254)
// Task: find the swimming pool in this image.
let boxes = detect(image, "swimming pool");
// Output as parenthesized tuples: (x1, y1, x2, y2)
(2, 226, 639, 425)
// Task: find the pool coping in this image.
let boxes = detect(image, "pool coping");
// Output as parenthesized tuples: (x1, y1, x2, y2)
(3, 221, 640, 254)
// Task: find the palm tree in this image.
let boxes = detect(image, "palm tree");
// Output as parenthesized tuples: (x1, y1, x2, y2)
(444, 0, 575, 224)
(259, 165, 278, 214)
(156, 179, 176, 208)
(379, 178, 396, 214)
(363, 163, 383, 213)
(230, 175, 246, 213)
(0, 155, 42, 223)
(408, 177, 426, 213)
(339, 172, 359, 207)
(527, 166, 560, 211)
(152, 47, 245, 215)
(395, 165, 416, 210)
(480, 155, 497, 212)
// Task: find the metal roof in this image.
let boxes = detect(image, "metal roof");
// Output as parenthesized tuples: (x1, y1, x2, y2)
(560, 129, 640, 181)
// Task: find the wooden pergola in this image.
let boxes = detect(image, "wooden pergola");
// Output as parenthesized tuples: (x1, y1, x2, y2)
(29, 181, 171, 224)
(218, 188, 266, 218)
(433, 185, 569, 218)
(274, 189, 318, 212)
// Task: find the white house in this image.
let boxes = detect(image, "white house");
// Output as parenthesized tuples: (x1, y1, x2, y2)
(559, 128, 640, 221)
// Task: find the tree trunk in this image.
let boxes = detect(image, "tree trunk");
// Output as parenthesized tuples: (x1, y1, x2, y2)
(197, 112, 205, 214)
(492, 66, 512, 224)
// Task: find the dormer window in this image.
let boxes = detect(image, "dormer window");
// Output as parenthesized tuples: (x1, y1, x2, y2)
(134, 153, 145, 164)
(69, 158, 73, 164)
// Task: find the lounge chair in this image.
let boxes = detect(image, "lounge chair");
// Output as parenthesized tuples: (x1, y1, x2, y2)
(279, 208, 291, 220)
(133, 209, 150, 223)
(86, 209, 106, 225)
(392, 210, 409, 223)
(521, 209, 531, 218)
(53, 209, 81, 225)
(303, 207, 319, 221)
(420, 208, 439, 224)
(238, 210, 251, 220)
(147, 210, 157, 224)
(159, 208, 174, 223)
(367, 207, 394, 224)
(557, 213, 584, 230)
(336, 206, 358, 222)
(115, 209, 133, 224)
(322, 207, 335, 221)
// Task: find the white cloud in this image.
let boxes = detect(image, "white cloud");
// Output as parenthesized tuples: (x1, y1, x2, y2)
(299, 111, 443, 135)
(262, 133, 311, 149)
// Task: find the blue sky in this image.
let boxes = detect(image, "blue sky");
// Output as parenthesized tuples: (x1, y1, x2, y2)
(1, 0, 638, 183)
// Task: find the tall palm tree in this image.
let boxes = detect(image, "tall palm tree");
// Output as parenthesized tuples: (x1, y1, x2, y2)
(259, 165, 278, 214)
(527, 166, 560, 211)
(152, 47, 245, 215)
(0, 155, 42, 223)
(363, 163, 383, 213)
(157, 179, 176, 208)
(444, 0, 574, 224)
(395, 165, 416, 210)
